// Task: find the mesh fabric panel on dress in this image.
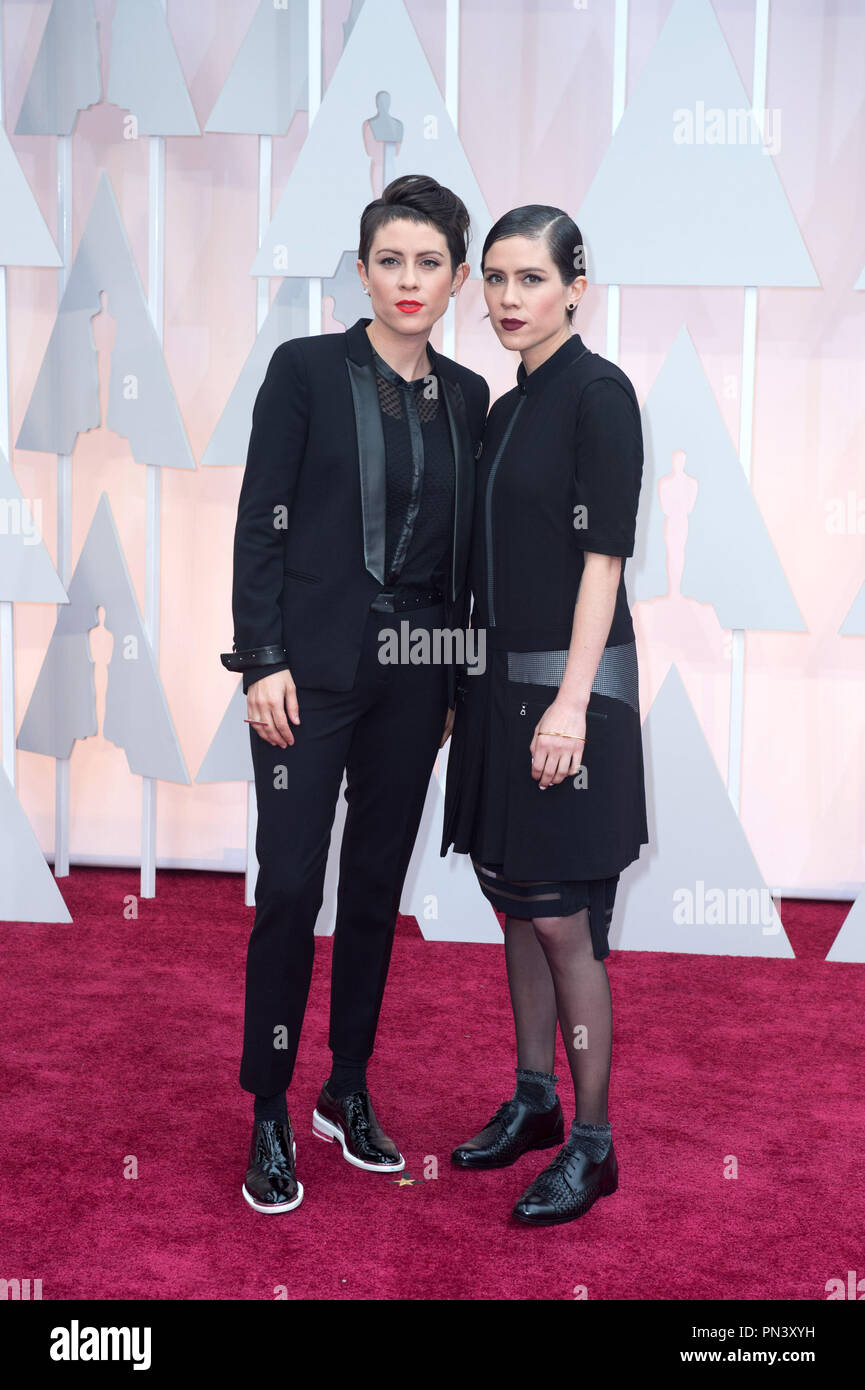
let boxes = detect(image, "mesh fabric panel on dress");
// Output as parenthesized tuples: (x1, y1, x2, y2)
(506, 640, 639, 714)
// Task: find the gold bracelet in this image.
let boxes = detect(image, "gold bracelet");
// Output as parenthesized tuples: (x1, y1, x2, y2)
(538, 730, 586, 740)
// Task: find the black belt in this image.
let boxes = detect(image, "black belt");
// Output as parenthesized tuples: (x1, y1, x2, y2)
(370, 586, 445, 613)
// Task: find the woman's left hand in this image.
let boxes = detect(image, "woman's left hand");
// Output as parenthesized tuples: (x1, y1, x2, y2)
(529, 700, 587, 788)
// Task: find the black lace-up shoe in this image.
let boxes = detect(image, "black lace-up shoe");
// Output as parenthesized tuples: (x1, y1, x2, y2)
(241, 1117, 303, 1214)
(312, 1084, 405, 1172)
(512, 1135, 618, 1225)
(451, 1096, 565, 1169)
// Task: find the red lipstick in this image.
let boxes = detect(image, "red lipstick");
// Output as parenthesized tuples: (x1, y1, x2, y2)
(396, 300, 423, 313)
(500, 318, 526, 330)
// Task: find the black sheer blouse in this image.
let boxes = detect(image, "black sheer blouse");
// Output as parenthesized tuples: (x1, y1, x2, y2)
(372, 349, 455, 593)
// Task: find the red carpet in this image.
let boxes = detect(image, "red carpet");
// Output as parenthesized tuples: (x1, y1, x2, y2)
(0, 869, 861, 1301)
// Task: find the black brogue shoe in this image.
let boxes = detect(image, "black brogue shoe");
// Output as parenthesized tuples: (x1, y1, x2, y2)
(451, 1096, 565, 1169)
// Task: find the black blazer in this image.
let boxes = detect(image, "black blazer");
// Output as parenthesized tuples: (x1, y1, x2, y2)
(222, 317, 489, 704)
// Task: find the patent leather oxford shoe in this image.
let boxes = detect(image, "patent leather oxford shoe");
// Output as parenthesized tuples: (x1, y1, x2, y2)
(451, 1096, 564, 1169)
(512, 1136, 618, 1225)
(312, 1084, 405, 1172)
(241, 1117, 303, 1214)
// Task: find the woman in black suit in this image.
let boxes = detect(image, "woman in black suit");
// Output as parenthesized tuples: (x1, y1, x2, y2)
(222, 175, 489, 1214)
(442, 205, 648, 1225)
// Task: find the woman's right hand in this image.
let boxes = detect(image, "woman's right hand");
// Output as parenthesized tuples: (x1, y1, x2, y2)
(246, 668, 300, 748)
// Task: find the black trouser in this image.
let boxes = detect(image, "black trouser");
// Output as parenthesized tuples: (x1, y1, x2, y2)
(239, 601, 449, 1096)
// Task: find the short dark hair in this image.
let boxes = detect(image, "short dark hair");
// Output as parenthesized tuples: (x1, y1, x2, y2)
(481, 205, 586, 323)
(358, 174, 470, 273)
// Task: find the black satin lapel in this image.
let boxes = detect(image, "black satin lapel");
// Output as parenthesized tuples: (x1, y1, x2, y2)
(441, 377, 474, 606)
(346, 357, 387, 584)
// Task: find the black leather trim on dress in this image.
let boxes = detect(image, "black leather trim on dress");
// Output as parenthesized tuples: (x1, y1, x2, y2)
(441, 376, 474, 608)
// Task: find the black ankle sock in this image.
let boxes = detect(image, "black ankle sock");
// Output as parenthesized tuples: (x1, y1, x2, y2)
(327, 1054, 367, 1101)
(567, 1118, 611, 1162)
(253, 1090, 288, 1124)
(512, 1066, 558, 1112)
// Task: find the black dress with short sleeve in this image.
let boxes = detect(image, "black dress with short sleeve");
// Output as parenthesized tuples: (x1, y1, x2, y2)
(441, 332, 649, 959)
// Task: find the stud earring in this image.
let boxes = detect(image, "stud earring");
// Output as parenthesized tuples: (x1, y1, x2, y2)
(363, 286, 370, 295)
(567, 302, 575, 310)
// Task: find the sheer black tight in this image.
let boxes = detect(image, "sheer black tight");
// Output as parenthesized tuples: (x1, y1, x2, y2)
(503, 904, 612, 1125)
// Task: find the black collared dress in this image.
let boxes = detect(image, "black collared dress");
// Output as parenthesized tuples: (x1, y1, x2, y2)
(441, 332, 649, 959)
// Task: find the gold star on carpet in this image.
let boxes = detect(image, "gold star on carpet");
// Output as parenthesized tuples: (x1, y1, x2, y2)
(391, 1175, 417, 1187)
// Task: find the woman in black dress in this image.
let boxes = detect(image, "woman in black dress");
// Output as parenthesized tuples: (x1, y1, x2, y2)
(442, 205, 648, 1225)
